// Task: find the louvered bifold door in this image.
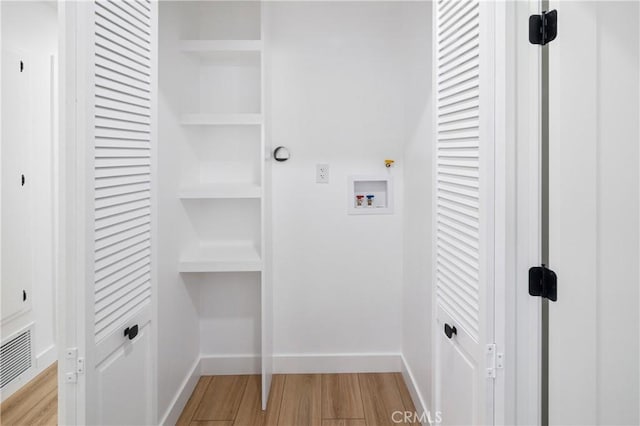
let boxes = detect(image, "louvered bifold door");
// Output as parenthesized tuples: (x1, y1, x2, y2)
(433, 0, 495, 425)
(83, 1, 156, 424)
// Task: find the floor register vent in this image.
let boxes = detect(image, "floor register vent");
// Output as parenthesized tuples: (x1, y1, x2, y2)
(0, 327, 33, 389)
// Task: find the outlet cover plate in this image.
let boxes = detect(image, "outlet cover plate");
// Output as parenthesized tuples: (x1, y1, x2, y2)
(316, 164, 329, 183)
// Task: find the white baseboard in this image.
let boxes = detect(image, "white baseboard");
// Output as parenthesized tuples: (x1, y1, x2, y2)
(200, 354, 261, 375)
(400, 354, 431, 426)
(274, 352, 402, 374)
(160, 357, 201, 426)
(37, 344, 57, 369)
(199, 352, 402, 375)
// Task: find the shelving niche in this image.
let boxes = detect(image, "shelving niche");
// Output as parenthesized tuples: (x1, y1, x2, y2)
(166, 1, 272, 409)
(176, 2, 264, 274)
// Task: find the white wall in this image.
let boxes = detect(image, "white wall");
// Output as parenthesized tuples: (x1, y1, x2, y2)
(267, 2, 429, 363)
(1, 1, 58, 395)
(399, 1, 433, 414)
(157, 3, 204, 419)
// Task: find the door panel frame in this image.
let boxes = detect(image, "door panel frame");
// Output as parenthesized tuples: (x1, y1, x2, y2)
(431, 1, 506, 424)
(508, 0, 543, 425)
(53, 0, 543, 424)
(57, 2, 159, 424)
(58, 2, 83, 423)
(546, 3, 640, 424)
(481, 0, 545, 425)
(428, 0, 543, 423)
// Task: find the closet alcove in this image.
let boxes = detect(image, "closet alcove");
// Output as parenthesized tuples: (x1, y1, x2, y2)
(158, 1, 273, 408)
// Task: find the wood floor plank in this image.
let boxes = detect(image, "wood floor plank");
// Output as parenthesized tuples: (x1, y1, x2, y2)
(233, 375, 264, 426)
(39, 403, 59, 426)
(321, 374, 364, 419)
(194, 375, 249, 421)
(190, 422, 233, 426)
(322, 420, 367, 426)
(359, 373, 407, 426)
(393, 373, 419, 426)
(0, 363, 58, 425)
(42, 411, 58, 425)
(14, 387, 57, 425)
(177, 376, 214, 426)
(277, 375, 321, 426)
(394, 373, 417, 410)
(264, 375, 286, 426)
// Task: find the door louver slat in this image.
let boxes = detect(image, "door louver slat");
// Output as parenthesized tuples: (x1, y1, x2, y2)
(93, 0, 152, 343)
(436, 0, 481, 342)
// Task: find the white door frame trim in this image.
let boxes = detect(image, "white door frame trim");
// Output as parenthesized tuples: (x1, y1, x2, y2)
(470, 1, 543, 424)
(493, 1, 510, 424)
(506, 0, 543, 425)
(53, 1, 539, 424)
(57, 1, 82, 424)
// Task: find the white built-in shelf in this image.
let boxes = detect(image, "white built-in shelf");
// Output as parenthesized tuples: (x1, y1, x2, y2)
(180, 39, 262, 54)
(178, 243, 262, 273)
(180, 113, 263, 126)
(179, 183, 262, 199)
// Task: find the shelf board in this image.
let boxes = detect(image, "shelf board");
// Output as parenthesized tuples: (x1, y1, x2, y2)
(179, 183, 262, 199)
(179, 243, 262, 273)
(180, 39, 263, 53)
(180, 113, 263, 126)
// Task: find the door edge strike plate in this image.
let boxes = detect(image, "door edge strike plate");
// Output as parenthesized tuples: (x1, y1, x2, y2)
(529, 9, 557, 46)
(529, 265, 557, 301)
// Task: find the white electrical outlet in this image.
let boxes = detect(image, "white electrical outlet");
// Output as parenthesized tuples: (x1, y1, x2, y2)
(316, 164, 329, 183)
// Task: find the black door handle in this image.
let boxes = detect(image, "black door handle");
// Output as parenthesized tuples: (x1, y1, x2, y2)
(124, 324, 138, 340)
(444, 323, 457, 339)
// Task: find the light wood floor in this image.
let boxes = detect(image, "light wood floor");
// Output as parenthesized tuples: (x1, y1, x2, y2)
(0, 362, 57, 426)
(177, 373, 419, 426)
(0, 368, 418, 426)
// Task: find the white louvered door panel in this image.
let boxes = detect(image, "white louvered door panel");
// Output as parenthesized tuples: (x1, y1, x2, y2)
(82, 1, 156, 424)
(433, 1, 495, 425)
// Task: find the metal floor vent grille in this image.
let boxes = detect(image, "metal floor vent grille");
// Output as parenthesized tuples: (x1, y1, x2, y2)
(0, 329, 32, 389)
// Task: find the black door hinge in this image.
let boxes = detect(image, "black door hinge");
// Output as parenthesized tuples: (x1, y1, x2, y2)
(529, 10, 557, 46)
(529, 265, 557, 301)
